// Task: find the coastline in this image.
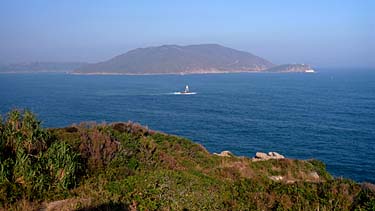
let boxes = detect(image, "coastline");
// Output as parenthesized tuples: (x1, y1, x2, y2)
(0, 69, 316, 75)
(69, 70, 263, 75)
(0, 70, 71, 74)
(69, 70, 314, 75)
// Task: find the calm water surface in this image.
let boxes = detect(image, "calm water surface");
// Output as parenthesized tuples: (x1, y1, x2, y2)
(0, 70, 374, 182)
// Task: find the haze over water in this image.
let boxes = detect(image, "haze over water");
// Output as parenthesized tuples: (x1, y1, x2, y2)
(1, 70, 374, 183)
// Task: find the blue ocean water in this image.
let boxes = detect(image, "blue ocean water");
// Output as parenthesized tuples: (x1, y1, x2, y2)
(0, 71, 374, 183)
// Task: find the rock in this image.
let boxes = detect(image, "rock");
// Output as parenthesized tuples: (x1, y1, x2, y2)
(308, 171, 320, 180)
(255, 152, 270, 160)
(269, 175, 284, 181)
(213, 150, 233, 157)
(268, 152, 285, 159)
(253, 151, 285, 161)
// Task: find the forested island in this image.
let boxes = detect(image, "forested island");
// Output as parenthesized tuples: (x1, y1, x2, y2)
(74, 44, 314, 74)
(0, 110, 373, 210)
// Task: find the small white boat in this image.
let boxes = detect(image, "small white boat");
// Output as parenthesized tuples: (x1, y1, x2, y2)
(305, 69, 315, 73)
(174, 85, 196, 95)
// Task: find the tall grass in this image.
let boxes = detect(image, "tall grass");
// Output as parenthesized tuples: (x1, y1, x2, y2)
(0, 109, 81, 203)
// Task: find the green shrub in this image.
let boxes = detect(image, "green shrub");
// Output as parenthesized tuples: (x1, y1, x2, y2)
(0, 109, 82, 202)
(43, 142, 81, 190)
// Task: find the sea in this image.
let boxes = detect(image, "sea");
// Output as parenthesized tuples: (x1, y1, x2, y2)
(0, 70, 374, 183)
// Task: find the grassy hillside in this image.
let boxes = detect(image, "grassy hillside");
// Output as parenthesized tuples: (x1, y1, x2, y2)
(0, 110, 374, 210)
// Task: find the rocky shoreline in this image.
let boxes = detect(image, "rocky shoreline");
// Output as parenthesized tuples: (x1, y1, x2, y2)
(213, 150, 285, 161)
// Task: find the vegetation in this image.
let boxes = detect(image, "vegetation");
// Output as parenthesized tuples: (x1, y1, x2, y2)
(74, 44, 274, 74)
(0, 109, 374, 210)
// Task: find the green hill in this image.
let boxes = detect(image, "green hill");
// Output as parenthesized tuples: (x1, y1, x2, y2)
(0, 110, 374, 210)
(74, 44, 274, 74)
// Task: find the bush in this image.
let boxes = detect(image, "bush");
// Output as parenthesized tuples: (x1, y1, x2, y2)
(77, 124, 119, 172)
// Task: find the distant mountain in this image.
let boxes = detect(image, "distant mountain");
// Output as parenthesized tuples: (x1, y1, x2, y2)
(0, 62, 86, 73)
(265, 64, 315, 73)
(74, 44, 275, 74)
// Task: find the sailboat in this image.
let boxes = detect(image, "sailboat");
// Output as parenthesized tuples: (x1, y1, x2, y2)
(174, 85, 196, 95)
(182, 85, 190, 93)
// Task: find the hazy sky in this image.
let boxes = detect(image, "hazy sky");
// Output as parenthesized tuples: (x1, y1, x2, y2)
(0, 0, 374, 68)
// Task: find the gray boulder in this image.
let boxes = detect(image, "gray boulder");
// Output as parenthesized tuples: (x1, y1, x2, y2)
(253, 151, 285, 161)
(213, 150, 233, 157)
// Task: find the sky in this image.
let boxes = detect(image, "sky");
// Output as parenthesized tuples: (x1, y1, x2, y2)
(0, 0, 374, 68)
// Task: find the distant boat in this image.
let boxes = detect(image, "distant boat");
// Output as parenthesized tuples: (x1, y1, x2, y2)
(305, 69, 315, 73)
(174, 85, 196, 95)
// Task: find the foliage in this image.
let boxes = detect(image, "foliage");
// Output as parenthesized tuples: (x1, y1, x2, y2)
(0, 109, 81, 203)
(0, 109, 374, 210)
(77, 124, 119, 172)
